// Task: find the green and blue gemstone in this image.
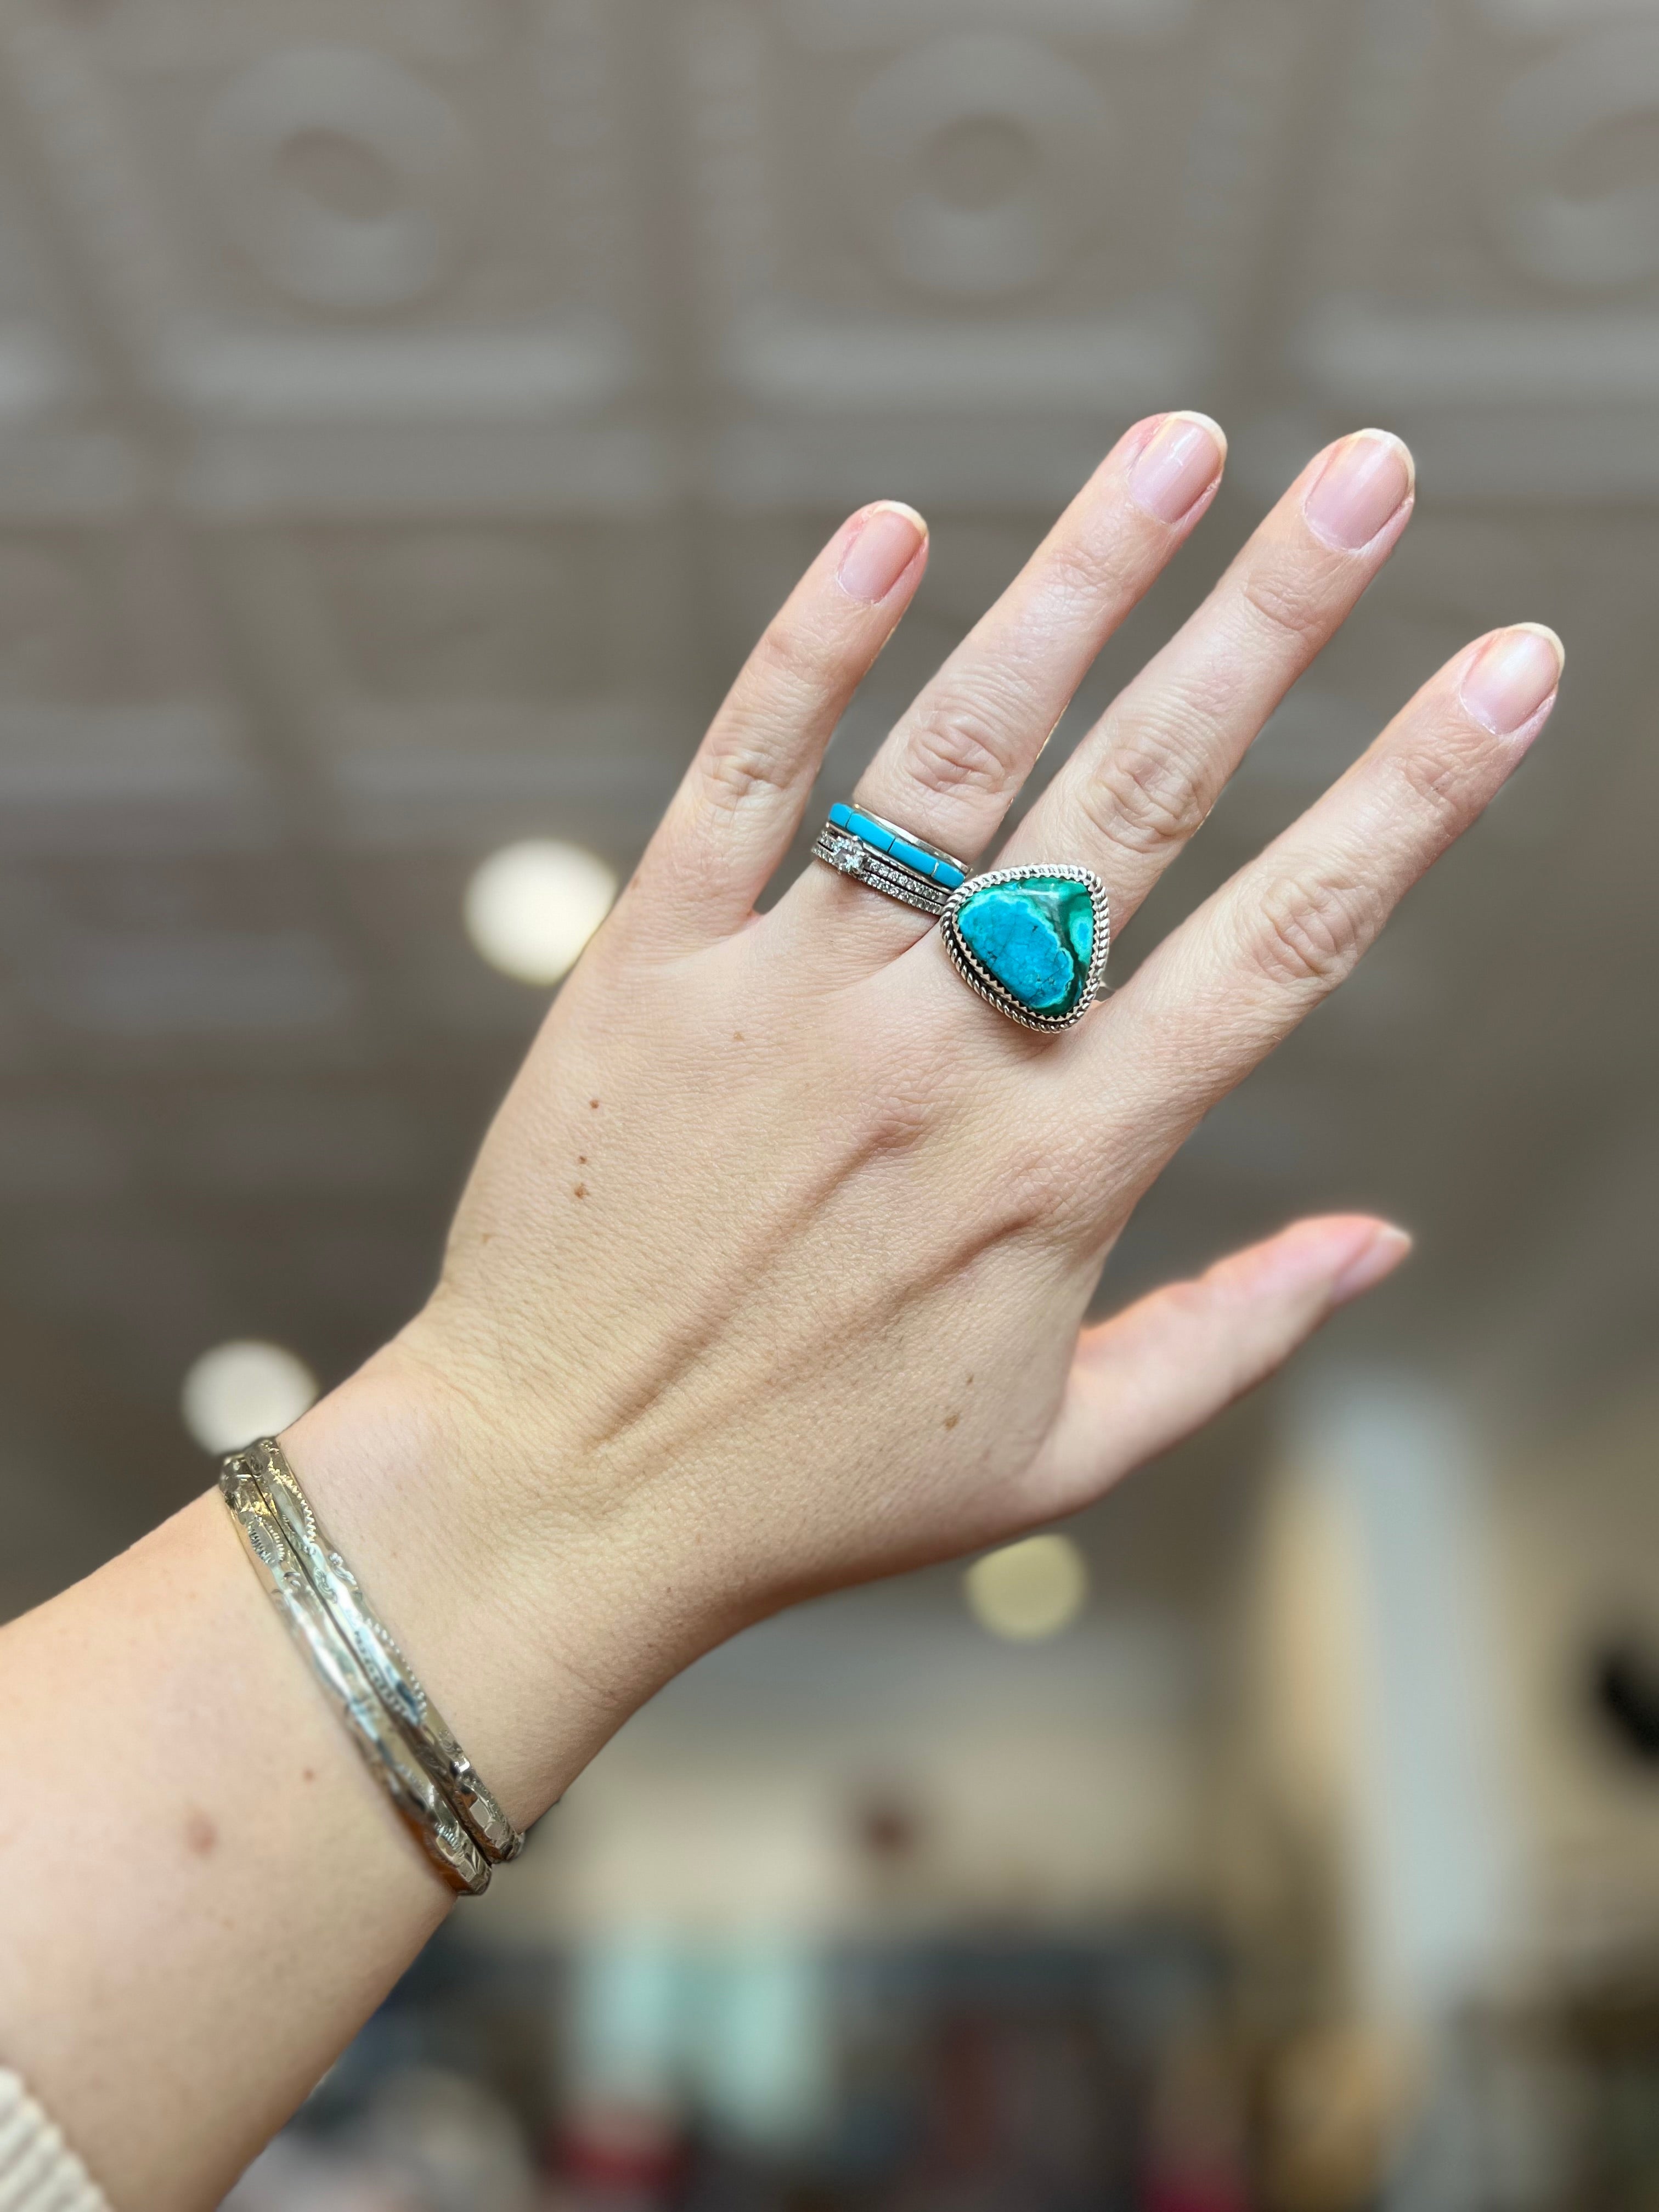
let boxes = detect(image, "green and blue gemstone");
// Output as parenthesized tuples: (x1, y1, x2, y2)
(941, 867, 1109, 1031)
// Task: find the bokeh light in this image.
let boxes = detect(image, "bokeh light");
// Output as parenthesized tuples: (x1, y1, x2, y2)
(963, 1532, 1090, 1641)
(180, 1340, 319, 1455)
(464, 839, 618, 986)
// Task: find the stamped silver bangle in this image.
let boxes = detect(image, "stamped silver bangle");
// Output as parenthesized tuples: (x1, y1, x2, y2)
(219, 1455, 492, 1895)
(242, 1436, 524, 1865)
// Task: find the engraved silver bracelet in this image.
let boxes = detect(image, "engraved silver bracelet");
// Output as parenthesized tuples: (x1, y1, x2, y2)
(242, 1436, 524, 1865)
(219, 1438, 523, 1894)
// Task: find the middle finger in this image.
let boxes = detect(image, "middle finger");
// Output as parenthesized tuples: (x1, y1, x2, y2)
(997, 428, 1415, 926)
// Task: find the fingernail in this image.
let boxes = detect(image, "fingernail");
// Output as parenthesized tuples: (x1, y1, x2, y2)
(838, 502, 927, 605)
(1460, 623, 1565, 737)
(1303, 430, 1414, 552)
(1330, 1223, 1413, 1308)
(1126, 411, 1226, 526)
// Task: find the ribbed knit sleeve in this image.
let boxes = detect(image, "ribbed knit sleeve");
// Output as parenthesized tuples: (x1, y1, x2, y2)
(0, 2070, 110, 2212)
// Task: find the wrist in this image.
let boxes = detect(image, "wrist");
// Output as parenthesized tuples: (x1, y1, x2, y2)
(279, 1339, 665, 1832)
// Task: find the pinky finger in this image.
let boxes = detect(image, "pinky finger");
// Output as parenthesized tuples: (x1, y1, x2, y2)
(1024, 1216, 1412, 1520)
(639, 502, 929, 943)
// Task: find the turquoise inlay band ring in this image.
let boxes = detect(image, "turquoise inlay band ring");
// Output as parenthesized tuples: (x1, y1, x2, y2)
(940, 865, 1111, 1034)
(811, 802, 968, 919)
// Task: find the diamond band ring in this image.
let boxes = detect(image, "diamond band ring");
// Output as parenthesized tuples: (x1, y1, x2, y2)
(811, 803, 968, 918)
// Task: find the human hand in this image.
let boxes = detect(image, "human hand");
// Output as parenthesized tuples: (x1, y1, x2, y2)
(291, 414, 1562, 1824)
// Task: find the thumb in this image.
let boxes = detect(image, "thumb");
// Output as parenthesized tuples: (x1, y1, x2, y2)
(1027, 1215, 1412, 1519)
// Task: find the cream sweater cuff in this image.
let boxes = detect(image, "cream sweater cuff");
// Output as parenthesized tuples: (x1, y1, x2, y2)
(0, 2070, 110, 2212)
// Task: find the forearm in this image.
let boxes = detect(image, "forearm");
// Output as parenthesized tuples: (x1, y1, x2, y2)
(0, 1359, 631, 2212)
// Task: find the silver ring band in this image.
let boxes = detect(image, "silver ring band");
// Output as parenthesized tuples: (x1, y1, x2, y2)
(810, 803, 968, 918)
(811, 827, 951, 917)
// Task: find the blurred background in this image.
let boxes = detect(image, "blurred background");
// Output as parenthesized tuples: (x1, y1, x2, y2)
(0, 0, 1656, 2204)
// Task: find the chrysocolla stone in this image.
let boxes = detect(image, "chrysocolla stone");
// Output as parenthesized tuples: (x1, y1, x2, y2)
(955, 876, 1095, 1017)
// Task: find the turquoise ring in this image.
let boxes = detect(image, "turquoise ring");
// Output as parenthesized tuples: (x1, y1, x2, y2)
(940, 865, 1110, 1032)
(811, 803, 968, 919)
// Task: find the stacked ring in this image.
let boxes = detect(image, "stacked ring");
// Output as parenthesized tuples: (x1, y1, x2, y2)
(809, 802, 1111, 1036)
(811, 803, 967, 918)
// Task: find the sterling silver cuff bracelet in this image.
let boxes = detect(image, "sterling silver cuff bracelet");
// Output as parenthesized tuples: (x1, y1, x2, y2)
(219, 1437, 523, 1894)
(241, 1436, 523, 1866)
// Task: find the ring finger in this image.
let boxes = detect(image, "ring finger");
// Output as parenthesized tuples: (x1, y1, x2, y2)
(995, 428, 1416, 930)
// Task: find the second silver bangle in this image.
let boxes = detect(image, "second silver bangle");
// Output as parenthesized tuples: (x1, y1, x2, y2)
(242, 1437, 523, 1866)
(219, 1457, 492, 1895)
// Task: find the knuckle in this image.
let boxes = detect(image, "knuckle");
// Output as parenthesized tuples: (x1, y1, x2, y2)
(862, 1071, 936, 1155)
(1249, 870, 1370, 990)
(1081, 725, 1210, 857)
(986, 1118, 1102, 1243)
(1390, 735, 1481, 833)
(695, 616, 839, 818)
(1238, 554, 1331, 650)
(900, 685, 1028, 801)
(841, 1032, 948, 1157)
(697, 726, 799, 818)
(746, 616, 831, 713)
(1041, 539, 1132, 623)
